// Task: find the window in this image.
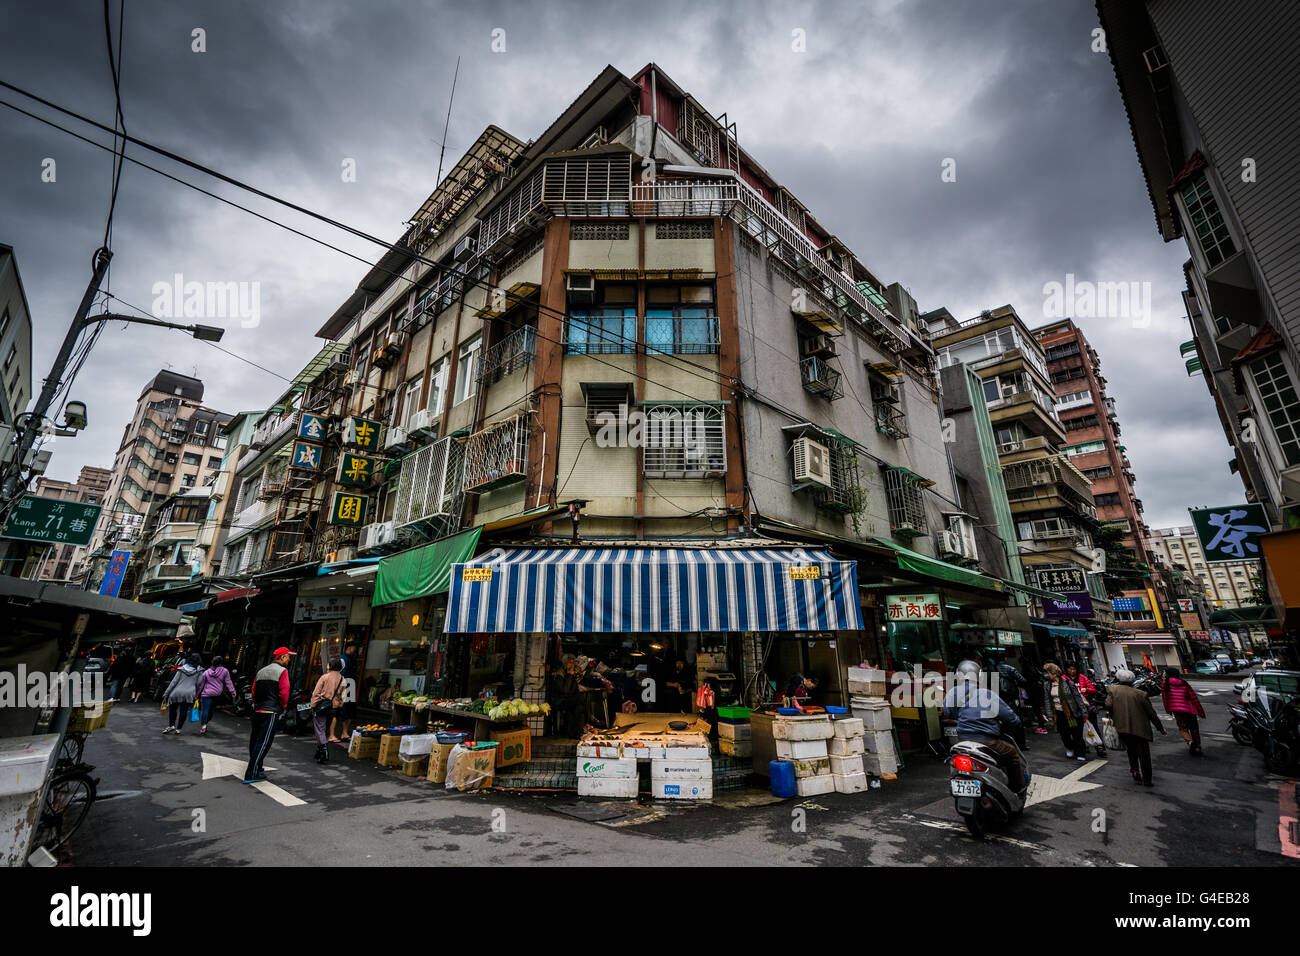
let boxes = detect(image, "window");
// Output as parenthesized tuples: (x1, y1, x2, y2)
(1051, 365, 1087, 384)
(1094, 493, 1122, 507)
(400, 376, 422, 430)
(428, 356, 449, 417)
(1180, 172, 1236, 268)
(646, 284, 718, 354)
(1064, 414, 1099, 432)
(571, 221, 630, 241)
(1045, 343, 1080, 362)
(883, 467, 928, 537)
(2, 345, 15, 373)
(1063, 441, 1106, 456)
(641, 404, 726, 478)
(654, 221, 712, 240)
(1056, 389, 1092, 409)
(194, 420, 209, 437)
(454, 338, 481, 406)
(1083, 466, 1113, 480)
(0, 308, 9, 339)
(1249, 352, 1300, 467)
(207, 456, 223, 470)
(182, 453, 201, 466)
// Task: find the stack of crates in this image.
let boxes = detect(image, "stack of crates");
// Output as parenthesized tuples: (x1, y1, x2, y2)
(827, 717, 869, 792)
(716, 705, 751, 758)
(852, 698, 900, 777)
(772, 715, 835, 796)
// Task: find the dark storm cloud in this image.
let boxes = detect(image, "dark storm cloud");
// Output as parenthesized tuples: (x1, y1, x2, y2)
(0, 0, 1237, 529)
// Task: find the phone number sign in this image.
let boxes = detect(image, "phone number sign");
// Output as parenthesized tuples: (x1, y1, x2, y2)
(1, 495, 102, 546)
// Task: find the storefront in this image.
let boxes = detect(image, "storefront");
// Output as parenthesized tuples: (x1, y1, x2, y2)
(1108, 633, 1181, 671)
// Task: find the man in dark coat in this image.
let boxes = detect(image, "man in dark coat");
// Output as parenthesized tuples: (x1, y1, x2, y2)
(1105, 668, 1167, 786)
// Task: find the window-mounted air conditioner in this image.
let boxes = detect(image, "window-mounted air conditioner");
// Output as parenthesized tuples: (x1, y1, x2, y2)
(384, 426, 410, 451)
(453, 235, 477, 262)
(566, 273, 596, 305)
(801, 334, 836, 359)
(871, 380, 901, 405)
(408, 409, 438, 441)
(792, 437, 833, 488)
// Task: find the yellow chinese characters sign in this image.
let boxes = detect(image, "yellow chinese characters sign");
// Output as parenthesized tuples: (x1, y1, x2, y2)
(462, 567, 492, 583)
(330, 492, 368, 527)
(344, 417, 382, 451)
(788, 565, 821, 580)
(336, 453, 376, 488)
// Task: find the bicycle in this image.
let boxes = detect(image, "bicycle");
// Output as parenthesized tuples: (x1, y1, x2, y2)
(30, 758, 99, 857)
(59, 730, 87, 766)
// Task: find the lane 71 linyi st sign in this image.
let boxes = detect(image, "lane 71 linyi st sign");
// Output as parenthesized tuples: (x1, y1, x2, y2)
(1, 495, 103, 546)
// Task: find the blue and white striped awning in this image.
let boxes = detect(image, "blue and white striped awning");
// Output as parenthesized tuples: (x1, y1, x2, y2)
(445, 548, 865, 634)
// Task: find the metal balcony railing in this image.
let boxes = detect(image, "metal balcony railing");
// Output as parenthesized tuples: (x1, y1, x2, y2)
(875, 403, 908, 439)
(479, 325, 537, 385)
(801, 356, 843, 400)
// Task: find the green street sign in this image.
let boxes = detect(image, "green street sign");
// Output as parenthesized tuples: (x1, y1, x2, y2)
(2, 495, 103, 546)
(1189, 503, 1269, 563)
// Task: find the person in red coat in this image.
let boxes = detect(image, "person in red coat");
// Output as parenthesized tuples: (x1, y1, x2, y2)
(1162, 668, 1206, 755)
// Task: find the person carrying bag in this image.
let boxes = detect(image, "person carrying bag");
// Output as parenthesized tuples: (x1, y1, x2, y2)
(309, 659, 345, 764)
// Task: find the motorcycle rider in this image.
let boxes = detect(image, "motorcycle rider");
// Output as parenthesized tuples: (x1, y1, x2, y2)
(943, 659, 1029, 790)
(985, 654, 1030, 751)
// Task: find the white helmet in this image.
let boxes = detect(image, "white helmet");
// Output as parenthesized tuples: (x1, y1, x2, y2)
(955, 659, 982, 682)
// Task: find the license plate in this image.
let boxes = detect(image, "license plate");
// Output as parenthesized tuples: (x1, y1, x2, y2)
(943, 726, 958, 739)
(296, 703, 312, 713)
(951, 778, 981, 797)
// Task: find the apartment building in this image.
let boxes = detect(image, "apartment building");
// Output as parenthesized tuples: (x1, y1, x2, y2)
(928, 306, 1115, 667)
(0, 244, 33, 466)
(29, 466, 111, 584)
(190, 64, 1054, 726)
(85, 370, 232, 594)
(1098, 0, 1300, 529)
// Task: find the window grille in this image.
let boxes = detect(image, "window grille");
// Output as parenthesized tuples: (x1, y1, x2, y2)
(570, 221, 630, 241)
(874, 403, 908, 439)
(583, 382, 635, 435)
(654, 220, 712, 240)
(680, 98, 719, 165)
(814, 441, 863, 516)
(480, 325, 537, 384)
(642, 404, 726, 478)
(800, 356, 843, 401)
(883, 467, 928, 537)
(645, 313, 719, 355)
(463, 414, 529, 492)
(393, 437, 462, 526)
(566, 309, 637, 354)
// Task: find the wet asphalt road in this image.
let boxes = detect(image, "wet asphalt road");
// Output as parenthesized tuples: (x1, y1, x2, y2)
(66, 679, 1298, 866)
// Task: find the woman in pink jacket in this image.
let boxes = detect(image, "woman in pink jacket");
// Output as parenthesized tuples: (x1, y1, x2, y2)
(1162, 668, 1206, 755)
(195, 656, 236, 735)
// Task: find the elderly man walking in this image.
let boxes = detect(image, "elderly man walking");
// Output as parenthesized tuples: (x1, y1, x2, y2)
(1106, 668, 1167, 787)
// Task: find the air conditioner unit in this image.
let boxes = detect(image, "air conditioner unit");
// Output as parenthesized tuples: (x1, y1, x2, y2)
(792, 437, 833, 488)
(343, 369, 361, 386)
(453, 235, 477, 262)
(936, 529, 961, 557)
(358, 521, 395, 552)
(384, 426, 409, 451)
(801, 334, 836, 358)
(871, 380, 901, 405)
(566, 273, 596, 305)
(408, 409, 438, 441)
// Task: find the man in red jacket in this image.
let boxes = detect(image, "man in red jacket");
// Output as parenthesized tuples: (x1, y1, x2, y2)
(243, 647, 295, 783)
(1162, 668, 1206, 756)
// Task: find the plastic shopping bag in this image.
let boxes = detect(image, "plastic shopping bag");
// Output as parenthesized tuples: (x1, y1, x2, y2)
(1101, 716, 1121, 751)
(1082, 718, 1105, 750)
(190, 699, 201, 722)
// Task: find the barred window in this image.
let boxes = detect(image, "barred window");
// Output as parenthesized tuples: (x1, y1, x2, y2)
(642, 404, 726, 479)
(654, 221, 712, 240)
(1180, 172, 1236, 269)
(570, 221, 630, 241)
(882, 467, 928, 537)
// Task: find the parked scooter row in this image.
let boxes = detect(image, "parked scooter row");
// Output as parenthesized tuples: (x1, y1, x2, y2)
(1227, 693, 1300, 773)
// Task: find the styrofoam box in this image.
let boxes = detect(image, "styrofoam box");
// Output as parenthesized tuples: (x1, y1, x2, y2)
(658, 746, 710, 760)
(796, 774, 836, 797)
(834, 771, 869, 794)
(653, 778, 713, 800)
(651, 758, 713, 780)
(832, 718, 864, 739)
(853, 702, 894, 732)
(576, 756, 639, 778)
(772, 718, 833, 741)
(719, 738, 752, 758)
(830, 753, 864, 776)
(828, 735, 865, 756)
(577, 744, 630, 759)
(775, 738, 828, 760)
(791, 756, 832, 778)
(398, 734, 436, 757)
(578, 775, 639, 798)
(863, 752, 899, 775)
(718, 722, 751, 741)
(861, 730, 895, 755)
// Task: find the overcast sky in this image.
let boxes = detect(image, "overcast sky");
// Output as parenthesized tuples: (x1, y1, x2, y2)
(0, 0, 1240, 529)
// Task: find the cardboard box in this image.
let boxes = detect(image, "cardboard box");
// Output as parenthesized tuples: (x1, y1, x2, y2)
(490, 727, 531, 768)
(426, 742, 455, 783)
(448, 747, 495, 791)
(862, 752, 899, 775)
(378, 734, 405, 768)
(576, 756, 638, 778)
(775, 738, 828, 760)
(791, 756, 831, 778)
(578, 775, 639, 798)
(653, 778, 713, 800)
(718, 738, 752, 758)
(796, 774, 836, 796)
(862, 730, 895, 755)
(401, 756, 430, 777)
(828, 736, 865, 756)
(830, 754, 864, 776)
(832, 717, 865, 738)
(651, 758, 713, 780)
(772, 717, 832, 741)
(718, 722, 751, 741)
(349, 733, 380, 760)
(834, 771, 869, 793)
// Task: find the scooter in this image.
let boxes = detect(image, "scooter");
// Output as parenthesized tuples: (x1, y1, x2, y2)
(946, 733, 1030, 839)
(230, 671, 254, 718)
(1227, 702, 1257, 746)
(278, 688, 314, 736)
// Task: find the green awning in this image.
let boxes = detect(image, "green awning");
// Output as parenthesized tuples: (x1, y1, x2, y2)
(1208, 605, 1278, 625)
(372, 527, 482, 607)
(869, 537, 1005, 593)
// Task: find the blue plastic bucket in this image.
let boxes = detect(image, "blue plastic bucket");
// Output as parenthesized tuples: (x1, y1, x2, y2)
(769, 760, 797, 798)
